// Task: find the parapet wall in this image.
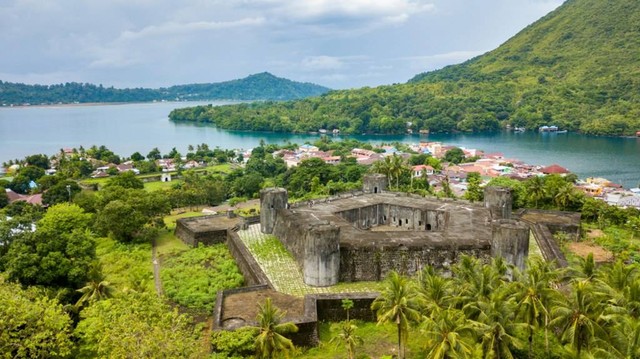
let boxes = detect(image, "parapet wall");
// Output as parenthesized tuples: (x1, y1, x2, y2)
(272, 209, 340, 286)
(340, 245, 492, 282)
(175, 215, 231, 247)
(213, 286, 379, 348)
(335, 203, 447, 231)
(226, 230, 271, 287)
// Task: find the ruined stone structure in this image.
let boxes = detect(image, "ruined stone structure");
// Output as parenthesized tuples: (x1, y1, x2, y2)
(362, 173, 387, 194)
(260, 187, 288, 234)
(259, 175, 532, 287)
(484, 186, 512, 219)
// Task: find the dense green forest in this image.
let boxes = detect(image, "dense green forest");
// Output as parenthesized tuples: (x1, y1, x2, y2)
(0, 72, 330, 105)
(170, 0, 640, 136)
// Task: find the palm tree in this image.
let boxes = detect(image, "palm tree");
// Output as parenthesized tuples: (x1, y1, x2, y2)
(475, 293, 524, 359)
(512, 256, 561, 358)
(330, 321, 363, 359)
(254, 298, 298, 359)
(526, 176, 546, 208)
(602, 259, 637, 294)
(422, 308, 477, 359)
(389, 154, 407, 189)
(554, 182, 576, 210)
(371, 271, 423, 359)
(417, 266, 454, 318)
(372, 156, 392, 187)
(607, 315, 640, 359)
(551, 280, 609, 358)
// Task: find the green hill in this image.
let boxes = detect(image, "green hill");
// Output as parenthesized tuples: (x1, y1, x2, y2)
(170, 0, 640, 136)
(0, 72, 330, 105)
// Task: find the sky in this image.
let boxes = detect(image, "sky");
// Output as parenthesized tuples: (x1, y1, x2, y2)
(0, 0, 563, 90)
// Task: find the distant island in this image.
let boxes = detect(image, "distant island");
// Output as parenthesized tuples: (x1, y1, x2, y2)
(169, 0, 640, 137)
(0, 72, 331, 106)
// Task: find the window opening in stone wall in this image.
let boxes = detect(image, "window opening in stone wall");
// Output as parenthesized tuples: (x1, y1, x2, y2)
(374, 187, 378, 193)
(426, 224, 432, 231)
(405, 219, 408, 224)
(419, 221, 422, 226)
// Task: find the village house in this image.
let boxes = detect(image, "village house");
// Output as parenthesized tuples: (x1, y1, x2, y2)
(411, 165, 434, 178)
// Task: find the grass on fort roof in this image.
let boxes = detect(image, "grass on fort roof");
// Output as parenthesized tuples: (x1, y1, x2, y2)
(239, 225, 383, 297)
(163, 210, 207, 230)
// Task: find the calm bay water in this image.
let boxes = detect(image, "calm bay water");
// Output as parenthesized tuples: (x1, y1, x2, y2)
(1, 102, 638, 188)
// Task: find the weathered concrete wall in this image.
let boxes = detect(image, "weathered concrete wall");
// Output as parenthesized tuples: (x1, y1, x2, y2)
(339, 244, 492, 282)
(273, 210, 309, 269)
(484, 186, 513, 220)
(310, 293, 378, 322)
(260, 188, 288, 234)
(175, 215, 230, 247)
(273, 210, 341, 287)
(362, 173, 387, 194)
(226, 230, 271, 287)
(491, 219, 530, 270)
(303, 223, 340, 286)
(212, 285, 270, 330)
(336, 204, 446, 231)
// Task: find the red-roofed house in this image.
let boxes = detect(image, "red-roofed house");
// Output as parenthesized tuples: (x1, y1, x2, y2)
(541, 164, 570, 175)
(412, 165, 434, 178)
(5, 188, 43, 206)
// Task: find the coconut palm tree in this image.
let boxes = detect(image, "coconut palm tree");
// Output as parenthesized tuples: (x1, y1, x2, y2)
(330, 321, 363, 359)
(371, 271, 422, 359)
(372, 156, 392, 187)
(554, 182, 576, 210)
(474, 293, 524, 359)
(389, 154, 407, 189)
(76, 279, 115, 308)
(551, 280, 610, 358)
(526, 176, 546, 208)
(417, 266, 454, 318)
(606, 315, 640, 359)
(422, 308, 478, 359)
(512, 256, 561, 358)
(254, 297, 298, 359)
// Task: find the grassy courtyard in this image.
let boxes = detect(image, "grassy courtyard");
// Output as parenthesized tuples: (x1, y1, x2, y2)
(238, 224, 383, 297)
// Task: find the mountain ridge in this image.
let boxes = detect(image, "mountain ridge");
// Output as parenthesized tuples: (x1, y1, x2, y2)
(0, 72, 331, 105)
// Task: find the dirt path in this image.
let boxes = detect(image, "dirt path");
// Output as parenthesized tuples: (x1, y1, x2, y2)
(151, 238, 163, 296)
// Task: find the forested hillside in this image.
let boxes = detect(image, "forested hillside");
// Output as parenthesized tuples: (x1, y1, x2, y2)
(170, 0, 640, 136)
(0, 72, 330, 105)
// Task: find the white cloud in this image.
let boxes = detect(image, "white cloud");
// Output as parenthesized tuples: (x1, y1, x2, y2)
(246, 0, 434, 34)
(301, 56, 345, 71)
(119, 17, 266, 41)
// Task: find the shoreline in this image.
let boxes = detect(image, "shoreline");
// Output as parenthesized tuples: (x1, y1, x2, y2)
(0, 100, 201, 109)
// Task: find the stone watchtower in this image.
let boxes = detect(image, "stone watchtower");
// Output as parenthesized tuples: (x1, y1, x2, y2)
(484, 186, 529, 270)
(260, 188, 288, 234)
(363, 173, 387, 194)
(491, 219, 530, 270)
(484, 186, 512, 220)
(304, 222, 340, 287)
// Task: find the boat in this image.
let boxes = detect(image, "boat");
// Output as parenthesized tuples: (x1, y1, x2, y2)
(514, 127, 526, 133)
(556, 130, 568, 134)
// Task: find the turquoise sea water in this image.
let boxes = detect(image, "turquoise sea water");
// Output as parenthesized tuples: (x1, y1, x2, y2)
(1, 102, 638, 188)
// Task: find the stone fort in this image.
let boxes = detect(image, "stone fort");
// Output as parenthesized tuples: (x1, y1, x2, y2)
(259, 173, 531, 287)
(176, 173, 578, 346)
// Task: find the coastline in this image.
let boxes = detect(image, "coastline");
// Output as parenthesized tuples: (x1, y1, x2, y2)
(0, 100, 196, 109)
